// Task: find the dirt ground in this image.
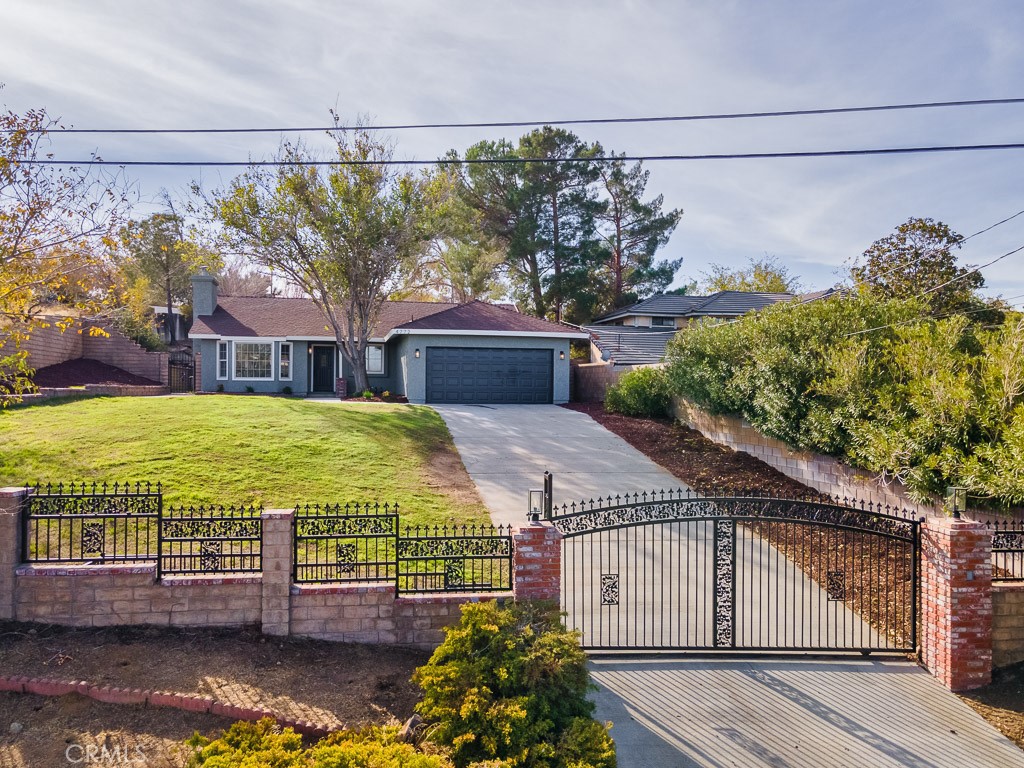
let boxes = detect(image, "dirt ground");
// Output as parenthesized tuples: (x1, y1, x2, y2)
(565, 402, 1024, 752)
(32, 359, 161, 387)
(0, 623, 430, 767)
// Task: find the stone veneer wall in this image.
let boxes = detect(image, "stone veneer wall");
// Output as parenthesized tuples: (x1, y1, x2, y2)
(993, 583, 1024, 669)
(673, 397, 935, 512)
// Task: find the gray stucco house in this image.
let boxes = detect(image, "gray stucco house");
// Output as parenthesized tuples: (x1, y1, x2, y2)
(188, 271, 588, 404)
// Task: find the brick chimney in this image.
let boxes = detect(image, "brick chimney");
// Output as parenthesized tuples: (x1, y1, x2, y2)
(191, 267, 218, 317)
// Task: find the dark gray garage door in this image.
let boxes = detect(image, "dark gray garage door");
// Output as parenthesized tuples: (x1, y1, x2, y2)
(425, 347, 553, 404)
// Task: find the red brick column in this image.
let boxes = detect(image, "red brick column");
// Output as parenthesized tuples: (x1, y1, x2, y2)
(921, 516, 992, 691)
(0, 488, 29, 620)
(512, 522, 561, 603)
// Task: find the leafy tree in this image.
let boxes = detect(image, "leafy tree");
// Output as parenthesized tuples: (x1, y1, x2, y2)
(595, 155, 683, 312)
(700, 254, 801, 293)
(0, 105, 128, 401)
(212, 128, 439, 393)
(117, 210, 212, 342)
(852, 217, 983, 315)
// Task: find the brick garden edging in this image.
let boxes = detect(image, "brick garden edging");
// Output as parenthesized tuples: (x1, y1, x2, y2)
(0, 674, 332, 736)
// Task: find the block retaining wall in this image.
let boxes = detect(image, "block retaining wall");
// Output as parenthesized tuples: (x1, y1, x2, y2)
(673, 397, 936, 513)
(993, 582, 1024, 670)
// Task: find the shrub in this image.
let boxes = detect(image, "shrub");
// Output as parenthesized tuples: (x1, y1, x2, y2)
(245, 385, 255, 394)
(604, 367, 672, 419)
(216, 383, 224, 393)
(281, 385, 293, 395)
(362, 389, 373, 399)
(186, 719, 456, 768)
(413, 601, 614, 768)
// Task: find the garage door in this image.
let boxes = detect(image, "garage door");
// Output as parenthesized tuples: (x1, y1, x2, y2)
(425, 347, 553, 404)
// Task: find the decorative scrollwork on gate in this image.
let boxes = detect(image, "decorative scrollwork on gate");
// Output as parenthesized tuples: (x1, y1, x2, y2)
(600, 574, 620, 606)
(714, 519, 734, 647)
(298, 516, 396, 538)
(993, 531, 1024, 551)
(826, 571, 846, 601)
(162, 518, 261, 539)
(444, 559, 465, 588)
(199, 540, 221, 572)
(335, 543, 357, 574)
(398, 536, 511, 559)
(553, 500, 720, 535)
(82, 522, 105, 558)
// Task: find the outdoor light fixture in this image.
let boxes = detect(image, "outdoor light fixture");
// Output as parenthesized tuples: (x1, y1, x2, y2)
(528, 489, 544, 522)
(559, 350, 565, 360)
(414, 348, 420, 358)
(946, 486, 968, 519)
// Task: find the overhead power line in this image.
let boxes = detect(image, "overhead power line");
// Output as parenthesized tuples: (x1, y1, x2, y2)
(10, 97, 1024, 134)
(20, 142, 1024, 167)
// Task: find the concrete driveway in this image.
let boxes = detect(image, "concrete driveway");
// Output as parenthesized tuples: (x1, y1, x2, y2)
(432, 404, 684, 527)
(591, 657, 1024, 768)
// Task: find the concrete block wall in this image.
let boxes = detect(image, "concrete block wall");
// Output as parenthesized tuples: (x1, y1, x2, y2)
(81, 325, 168, 385)
(573, 363, 627, 403)
(0, 489, 564, 651)
(673, 397, 935, 512)
(993, 583, 1024, 669)
(14, 321, 83, 368)
(8, 319, 169, 385)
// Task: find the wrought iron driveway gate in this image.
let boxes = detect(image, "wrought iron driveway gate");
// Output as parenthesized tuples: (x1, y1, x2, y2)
(551, 489, 921, 654)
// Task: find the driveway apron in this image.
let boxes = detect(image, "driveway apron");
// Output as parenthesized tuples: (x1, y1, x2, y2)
(432, 404, 1023, 767)
(431, 404, 684, 527)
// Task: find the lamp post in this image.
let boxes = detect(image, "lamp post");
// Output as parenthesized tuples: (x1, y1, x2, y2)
(528, 489, 544, 522)
(946, 486, 968, 519)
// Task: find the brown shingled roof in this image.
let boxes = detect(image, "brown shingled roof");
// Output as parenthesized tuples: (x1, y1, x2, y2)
(190, 297, 583, 340)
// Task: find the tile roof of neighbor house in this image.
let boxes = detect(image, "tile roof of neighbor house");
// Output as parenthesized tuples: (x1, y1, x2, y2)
(584, 326, 677, 366)
(593, 290, 795, 323)
(190, 296, 583, 339)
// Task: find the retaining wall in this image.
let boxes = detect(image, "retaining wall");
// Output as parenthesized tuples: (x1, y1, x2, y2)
(673, 397, 936, 513)
(993, 583, 1024, 669)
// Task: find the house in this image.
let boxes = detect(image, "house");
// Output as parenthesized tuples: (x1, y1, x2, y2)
(590, 290, 796, 329)
(187, 270, 588, 403)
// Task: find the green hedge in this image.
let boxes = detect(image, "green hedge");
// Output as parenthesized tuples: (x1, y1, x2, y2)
(605, 367, 672, 418)
(663, 292, 1024, 507)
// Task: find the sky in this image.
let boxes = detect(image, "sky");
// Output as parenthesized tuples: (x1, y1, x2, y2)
(3, 0, 1023, 302)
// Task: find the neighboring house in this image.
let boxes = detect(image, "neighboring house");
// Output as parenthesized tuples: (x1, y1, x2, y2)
(150, 305, 188, 346)
(591, 290, 796, 329)
(583, 325, 677, 367)
(188, 271, 588, 404)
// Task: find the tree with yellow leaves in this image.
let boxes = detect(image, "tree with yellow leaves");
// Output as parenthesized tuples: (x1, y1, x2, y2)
(0, 105, 129, 402)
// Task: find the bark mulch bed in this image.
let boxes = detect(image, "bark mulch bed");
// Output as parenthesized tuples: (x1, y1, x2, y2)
(565, 403, 1024, 750)
(563, 402, 823, 497)
(32, 359, 161, 387)
(0, 623, 429, 767)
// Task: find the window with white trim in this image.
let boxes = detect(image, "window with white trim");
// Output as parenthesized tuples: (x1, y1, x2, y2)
(279, 342, 292, 381)
(234, 342, 273, 380)
(365, 344, 384, 375)
(217, 341, 229, 380)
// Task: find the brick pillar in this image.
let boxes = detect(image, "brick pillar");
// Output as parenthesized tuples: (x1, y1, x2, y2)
(0, 488, 29, 620)
(512, 522, 562, 603)
(194, 351, 202, 392)
(921, 516, 993, 691)
(260, 509, 293, 636)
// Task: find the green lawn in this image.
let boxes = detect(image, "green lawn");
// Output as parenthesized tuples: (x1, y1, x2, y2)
(0, 396, 488, 527)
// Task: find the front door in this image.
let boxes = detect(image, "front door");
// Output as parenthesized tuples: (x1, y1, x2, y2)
(311, 346, 335, 393)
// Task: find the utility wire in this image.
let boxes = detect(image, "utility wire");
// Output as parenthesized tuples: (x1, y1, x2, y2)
(844, 245, 1024, 337)
(10, 97, 1024, 134)
(20, 142, 1024, 166)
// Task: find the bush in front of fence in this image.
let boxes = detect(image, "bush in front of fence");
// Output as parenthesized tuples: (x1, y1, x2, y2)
(413, 601, 616, 768)
(186, 719, 456, 767)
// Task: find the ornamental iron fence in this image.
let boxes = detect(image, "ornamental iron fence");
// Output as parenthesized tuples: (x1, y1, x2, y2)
(983, 518, 1024, 581)
(159, 504, 263, 576)
(549, 485, 922, 654)
(22, 482, 161, 564)
(293, 503, 512, 594)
